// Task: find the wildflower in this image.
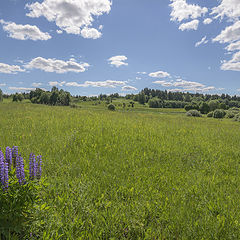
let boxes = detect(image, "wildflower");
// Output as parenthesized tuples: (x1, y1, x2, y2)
(16, 155, 25, 185)
(5, 147, 12, 170)
(29, 153, 37, 180)
(0, 150, 8, 190)
(12, 146, 18, 168)
(36, 155, 42, 180)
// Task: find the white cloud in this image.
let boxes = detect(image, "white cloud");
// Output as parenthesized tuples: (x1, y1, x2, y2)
(225, 41, 240, 51)
(56, 29, 63, 34)
(81, 27, 102, 39)
(25, 57, 89, 73)
(203, 18, 213, 25)
(0, 62, 25, 74)
(137, 71, 147, 74)
(221, 51, 240, 71)
(26, 0, 111, 38)
(65, 80, 126, 88)
(0, 19, 51, 41)
(9, 87, 36, 91)
(136, 77, 141, 80)
(169, 0, 208, 22)
(32, 82, 42, 87)
(108, 55, 128, 67)
(212, 21, 240, 43)
(153, 79, 215, 92)
(195, 36, 208, 47)
(211, 0, 240, 21)
(179, 19, 199, 31)
(0, 83, 6, 86)
(149, 70, 170, 78)
(49, 81, 66, 86)
(121, 85, 137, 91)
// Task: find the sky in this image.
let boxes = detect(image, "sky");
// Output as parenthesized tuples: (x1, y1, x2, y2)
(0, 0, 240, 96)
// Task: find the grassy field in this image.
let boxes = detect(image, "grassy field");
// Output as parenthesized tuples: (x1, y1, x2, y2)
(1, 101, 240, 239)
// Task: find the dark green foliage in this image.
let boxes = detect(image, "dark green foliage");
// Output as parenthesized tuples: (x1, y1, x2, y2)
(184, 103, 199, 111)
(0, 89, 3, 102)
(12, 93, 24, 102)
(148, 98, 163, 108)
(138, 92, 146, 104)
(186, 110, 202, 117)
(225, 110, 235, 119)
(213, 109, 226, 119)
(207, 111, 213, 117)
(108, 103, 116, 111)
(219, 102, 227, 110)
(234, 113, 240, 122)
(199, 102, 210, 114)
(208, 100, 219, 112)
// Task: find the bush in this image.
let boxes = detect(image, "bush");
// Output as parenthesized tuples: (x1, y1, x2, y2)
(108, 104, 116, 111)
(186, 110, 202, 117)
(184, 103, 199, 112)
(234, 113, 240, 122)
(199, 102, 210, 114)
(213, 109, 226, 119)
(225, 110, 235, 118)
(148, 98, 162, 108)
(207, 111, 213, 117)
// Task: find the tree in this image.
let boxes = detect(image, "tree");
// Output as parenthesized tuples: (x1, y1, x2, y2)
(199, 102, 210, 114)
(0, 89, 3, 102)
(208, 100, 219, 112)
(138, 92, 146, 104)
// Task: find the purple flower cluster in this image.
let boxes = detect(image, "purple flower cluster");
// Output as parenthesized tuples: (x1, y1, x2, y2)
(0, 146, 43, 190)
(0, 150, 8, 190)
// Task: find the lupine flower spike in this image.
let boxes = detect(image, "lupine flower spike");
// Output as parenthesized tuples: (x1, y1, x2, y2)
(0, 150, 8, 190)
(36, 155, 42, 180)
(5, 147, 12, 170)
(16, 155, 25, 185)
(12, 146, 18, 168)
(29, 153, 37, 180)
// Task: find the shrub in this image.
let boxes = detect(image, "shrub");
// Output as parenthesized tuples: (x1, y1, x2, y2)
(207, 111, 213, 117)
(213, 109, 226, 119)
(108, 104, 116, 111)
(234, 113, 240, 122)
(184, 103, 199, 112)
(199, 102, 210, 114)
(186, 110, 202, 117)
(225, 110, 235, 119)
(0, 146, 44, 239)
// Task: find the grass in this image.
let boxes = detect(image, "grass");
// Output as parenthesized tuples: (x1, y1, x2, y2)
(1, 102, 240, 239)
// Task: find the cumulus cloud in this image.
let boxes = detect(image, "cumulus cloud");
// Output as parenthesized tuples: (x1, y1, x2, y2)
(211, 0, 240, 21)
(65, 80, 126, 88)
(213, 21, 240, 43)
(195, 36, 208, 47)
(121, 85, 137, 91)
(225, 41, 240, 51)
(0, 19, 51, 41)
(149, 70, 170, 78)
(25, 57, 89, 73)
(26, 0, 111, 38)
(221, 51, 240, 71)
(203, 18, 213, 25)
(0, 62, 25, 74)
(179, 19, 199, 31)
(0, 83, 6, 86)
(169, 0, 208, 22)
(153, 79, 215, 92)
(81, 27, 102, 39)
(49, 81, 66, 86)
(108, 56, 128, 67)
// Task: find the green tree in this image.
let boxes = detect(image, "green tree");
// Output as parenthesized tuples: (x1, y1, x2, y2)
(199, 102, 210, 114)
(0, 89, 3, 102)
(208, 100, 219, 111)
(138, 92, 146, 104)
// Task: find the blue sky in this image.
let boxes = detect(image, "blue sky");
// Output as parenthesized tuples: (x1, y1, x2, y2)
(0, 0, 239, 96)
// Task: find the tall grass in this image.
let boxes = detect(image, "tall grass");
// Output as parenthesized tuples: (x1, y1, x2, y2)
(0, 102, 240, 239)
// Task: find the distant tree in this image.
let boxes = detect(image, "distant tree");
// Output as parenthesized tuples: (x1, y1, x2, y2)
(208, 100, 219, 112)
(199, 102, 210, 114)
(138, 92, 146, 104)
(148, 98, 163, 108)
(108, 103, 115, 111)
(12, 93, 23, 102)
(50, 91, 59, 105)
(39, 92, 50, 104)
(213, 109, 226, 119)
(0, 89, 3, 102)
(219, 102, 227, 110)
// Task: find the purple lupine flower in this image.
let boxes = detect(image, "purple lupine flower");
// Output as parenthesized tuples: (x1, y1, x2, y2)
(12, 146, 18, 168)
(36, 155, 42, 180)
(16, 155, 25, 185)
(0, 150, 8, 190)
(29, 153, 37, 180)
(5, 147, 12, 170)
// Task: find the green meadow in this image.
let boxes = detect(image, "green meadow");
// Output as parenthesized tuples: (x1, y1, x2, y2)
(1, 101, 240, 239)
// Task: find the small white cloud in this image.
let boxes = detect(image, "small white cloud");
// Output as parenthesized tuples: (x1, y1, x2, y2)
(9, 87, 36, 91)
(49, 81, 66, 87)
(121, 85, 137, 91)
(81, 27, 102, 39)
(203, 18, 212, 25)
(137, 71, 147, 74)
(136, 77, 141, 80)
(108, 55, 128, 67)
(221, 51, 240, 71)
(32, 82, 42, 87)
(169, 0, 208, 22)
(225, 41, 240, 52)
(0, 19, 51, 41)
(0, 83, 6, 86)
(56, 29, 63, 34)
(195, 36, 208, 47)
(65, 80, 126, 88)
(99, 25, 103, 30)
(0, 62, 25, 74)
(25, 57, 89, 73)
(149, 70, 170, 78)
(179, 19, 199, 31)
